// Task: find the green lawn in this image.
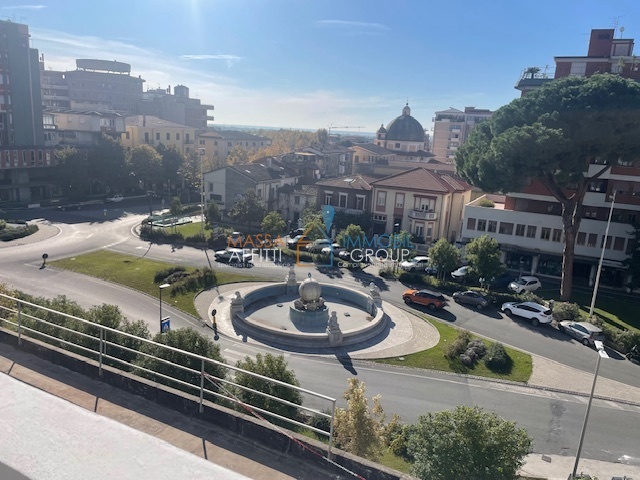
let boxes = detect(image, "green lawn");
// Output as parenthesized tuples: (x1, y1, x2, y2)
(50, 250, 262, 317)
(173, 221, 207, 238)
(375, 317, 533, 383)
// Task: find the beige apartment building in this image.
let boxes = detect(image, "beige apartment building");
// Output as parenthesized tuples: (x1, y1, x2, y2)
(197, 130, 272, 168)
(121, 115, 197, 155)
(371, 167, 473, 245)
(431, 107, 493, 162)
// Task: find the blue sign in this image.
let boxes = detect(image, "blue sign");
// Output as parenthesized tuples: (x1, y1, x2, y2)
(160, 316, 171, 333)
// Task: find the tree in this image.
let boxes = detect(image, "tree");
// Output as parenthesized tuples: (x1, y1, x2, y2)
(157, 144, 185, 193)
(337, 224, 365, 249)
(407, 405, 532, 480)
(55, 148, 90, 200)
(316, 128, 329, 145)
(228, 189, 267, 225)
(332, 378, 395, 459)
(465, 235, 504, 288)
(456, 74, 640, 300)
(233, 353, 302, 426)
(205, 200, 221, 228)
(300, 206, 325, 241)
(88, 134, 127, 194)
(178, 150, 201, 202)
(623, 222, 640, 292)
(170, 197, 182, 216)
(128, 144, 164, 192)
(261, 211, 286, 236)
(428, 239, 460, 279)
(135, 327, 227, 395)
(226, 145, 249, 166)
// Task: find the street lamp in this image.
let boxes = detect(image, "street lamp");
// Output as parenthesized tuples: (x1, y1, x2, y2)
(519, 256, 524, 280)
(570, 340, 609, 479)
(159, 283, 170, 332)
(588, 190, 616, 321)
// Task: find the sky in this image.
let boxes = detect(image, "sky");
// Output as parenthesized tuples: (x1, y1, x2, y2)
(3, 0, 640, 133)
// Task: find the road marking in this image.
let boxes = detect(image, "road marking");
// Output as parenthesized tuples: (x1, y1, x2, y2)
(604, 400, 625, 410)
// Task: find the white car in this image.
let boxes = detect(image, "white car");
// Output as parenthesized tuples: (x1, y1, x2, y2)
(306, 239, 333, 253)
(400, 256, 430, 272)
(451, 265, 472, 280)
(320, 243, 342, 254)
(105, 194, 123, 203)
(501, 301, 553, 327)
(214, 248, 253, 265)
(508, 276, 542, 294)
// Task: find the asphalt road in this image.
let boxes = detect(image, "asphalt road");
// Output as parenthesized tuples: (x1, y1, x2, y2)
(1, 203, 639, 464)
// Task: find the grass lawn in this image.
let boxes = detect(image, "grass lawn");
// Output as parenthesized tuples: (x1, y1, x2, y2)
(50, 250, 262, 317)
(375, 317, 533, 383)
(173, 221, 207, 238)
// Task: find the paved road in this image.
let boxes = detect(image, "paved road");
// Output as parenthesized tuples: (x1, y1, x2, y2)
(1, 204, 640, 465)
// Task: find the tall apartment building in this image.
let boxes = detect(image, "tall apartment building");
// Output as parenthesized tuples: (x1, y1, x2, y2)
(136, 85, 214, 129)
(431, 107, 493, 162)
(461, 28, 640, 289)
(0, 20, 56, 204)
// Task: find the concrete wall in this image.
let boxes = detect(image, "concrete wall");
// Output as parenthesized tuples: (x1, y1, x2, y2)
(0, 329, 413, 480)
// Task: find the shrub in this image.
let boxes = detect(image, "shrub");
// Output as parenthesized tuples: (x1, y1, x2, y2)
(379, 265, 395, 278)
(444, 329, 472, 360)
(308, 410, 332, 440)
(520, 291, 545, 304)
(612, 329, 640, 353)
(184, 232, 206, 244)
(484, 342, 510, 371)
(154, 266, 187, 283)
(0, 223, 38, 241)
(467, 339, 487, 358)
(477, 198, 495, 208)
(0, 219, 6, 230)
(398, 272, 426, 286)
(553, 302, 581, 320)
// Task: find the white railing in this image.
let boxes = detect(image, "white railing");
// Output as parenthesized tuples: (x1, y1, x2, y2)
(0, 293, 336, 453)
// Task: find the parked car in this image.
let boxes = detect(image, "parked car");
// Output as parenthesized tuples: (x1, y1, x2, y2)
(400, 256, 430, 272)
(287, 234, 310, 249)
(501, 301, 553, 327)
(306, 238, 333, 253)
(452, 290, 489, 310)
(557, 321, 605, 347)
(451, 265, 472, 281)
(105, 194, 123, 203)
(508, 276, 542, 294)
(214, 248, 253, 265)
(320, 243, 342, 255)
(402, 289, 446, 310)
(424, 266, 439, 276)
(487, 272, 513, 289)
(288, 227, 304, 238)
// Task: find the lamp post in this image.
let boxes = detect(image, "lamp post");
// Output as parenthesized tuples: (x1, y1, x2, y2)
(570, 340, 609, 479)
(519, 256, 524, 280)
(588, 190, 616, 321)
(159, 283, 170, 332)
(199, 148, 206, 236)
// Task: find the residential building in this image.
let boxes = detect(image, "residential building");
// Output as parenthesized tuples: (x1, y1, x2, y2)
(121, 115, 197, 155)
(46, 109, 125, 147)
(63, 59, 145, 114)
(203, 163, 297, 214)
(351, 143, 396, 167)
(277, 183, 318, 226)
(431, 107, 493, 162)
(355, 157, 454, 178)
(197, 130, 272, 168)
(0, 20, 56, 204)
(315, 174, 376, 216)
(298, 143, 353, 178)
(40, 61, 71, 109)
(136, 85, 214, 129)
(370, 167, 473, 244)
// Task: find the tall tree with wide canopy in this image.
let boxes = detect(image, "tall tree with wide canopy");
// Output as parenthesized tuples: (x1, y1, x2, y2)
(128, 144, 164, 193)
(456, 74, 640, 300)
(87, 134, 127, 194)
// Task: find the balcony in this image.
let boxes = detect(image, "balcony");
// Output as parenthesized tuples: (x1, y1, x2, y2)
(334, 206, 365, 215)
(408, 209, 438, 220)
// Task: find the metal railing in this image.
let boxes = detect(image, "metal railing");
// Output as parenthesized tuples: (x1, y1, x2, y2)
(0, 293, 336, 453)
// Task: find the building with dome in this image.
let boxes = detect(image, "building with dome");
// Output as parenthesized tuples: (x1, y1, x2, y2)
(375, 103, 428, 153)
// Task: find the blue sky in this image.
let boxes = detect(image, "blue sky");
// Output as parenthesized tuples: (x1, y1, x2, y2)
(4, 0, 640, 133)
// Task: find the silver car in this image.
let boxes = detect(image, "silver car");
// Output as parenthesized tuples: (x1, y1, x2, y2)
(558, 321, 604, 347)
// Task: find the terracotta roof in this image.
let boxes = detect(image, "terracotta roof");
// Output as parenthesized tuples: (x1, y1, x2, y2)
(315, 174, 376, 191)
(351, 143, 395, 155)
(440, 175, 472, 192)
(125, 115, 189, 128)
(371, 168, 467, 193)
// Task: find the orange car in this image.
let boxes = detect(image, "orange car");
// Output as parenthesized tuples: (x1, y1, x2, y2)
(402, 289, 446, 310)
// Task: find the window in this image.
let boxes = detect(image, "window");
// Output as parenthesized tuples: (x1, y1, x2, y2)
(228, 142, 232, 147)
(614, 237, 625, 251)
(257, 188, 262, 196)
(515, 224, 525, 236)
(467, 218, 476, 230)
(601, 235, 612, 249)
(541, 227, 551, 240)
(552, 229, 562, 242)
(166, 132, 170, 141)
(356, 196, 365, 210)
(214, 141, 218, 146)
(325, 192, 333, 205)
(587, 233, 597, 247)
(144, 132, 149, 143)
(395, 193, 404, 208)
(294, 196, 300, 206)
(415, 224, 424, 237)
(476, 219, 486, 231)
(339, 193, 347, 208)
(577, 232, 586, 245)
(394, 143, 400, 149)
(155, 132, 160, 140)
(176, 133, 180, 140)
(526, 226, 537, 238)
(498, 222, 513, 235)
(199, 139, 204, 145)
(186, 134, 190, 142)
(125, 132, 130, 139)
(373, 214, 387, 222)
(487, 220, 497, 233)
(376, 191, 387, 206)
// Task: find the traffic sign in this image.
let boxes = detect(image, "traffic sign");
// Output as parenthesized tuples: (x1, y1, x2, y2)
(160, 316, 171, 333)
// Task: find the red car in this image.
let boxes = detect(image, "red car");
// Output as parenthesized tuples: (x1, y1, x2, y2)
(402, 289, 446, 310)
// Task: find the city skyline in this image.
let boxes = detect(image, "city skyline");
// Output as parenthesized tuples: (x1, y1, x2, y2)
(4, 0, 639, 131)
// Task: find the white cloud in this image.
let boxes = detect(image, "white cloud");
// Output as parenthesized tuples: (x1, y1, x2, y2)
(180, 54, 242, 68)
(316, 20, 389, 30)
(1, 4, 46, 9)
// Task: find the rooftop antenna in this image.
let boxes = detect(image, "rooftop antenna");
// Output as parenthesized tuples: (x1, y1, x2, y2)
(619, 26, 625, 38)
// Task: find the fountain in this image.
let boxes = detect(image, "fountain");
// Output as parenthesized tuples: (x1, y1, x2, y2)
(226, 268, 388, 349)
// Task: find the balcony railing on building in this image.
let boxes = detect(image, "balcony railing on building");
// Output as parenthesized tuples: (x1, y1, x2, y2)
(334, 205, 365, 215)
(408, 209, 437, 220)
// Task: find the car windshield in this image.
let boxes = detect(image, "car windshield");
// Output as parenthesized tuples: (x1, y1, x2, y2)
(514, 279, 527, 285)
